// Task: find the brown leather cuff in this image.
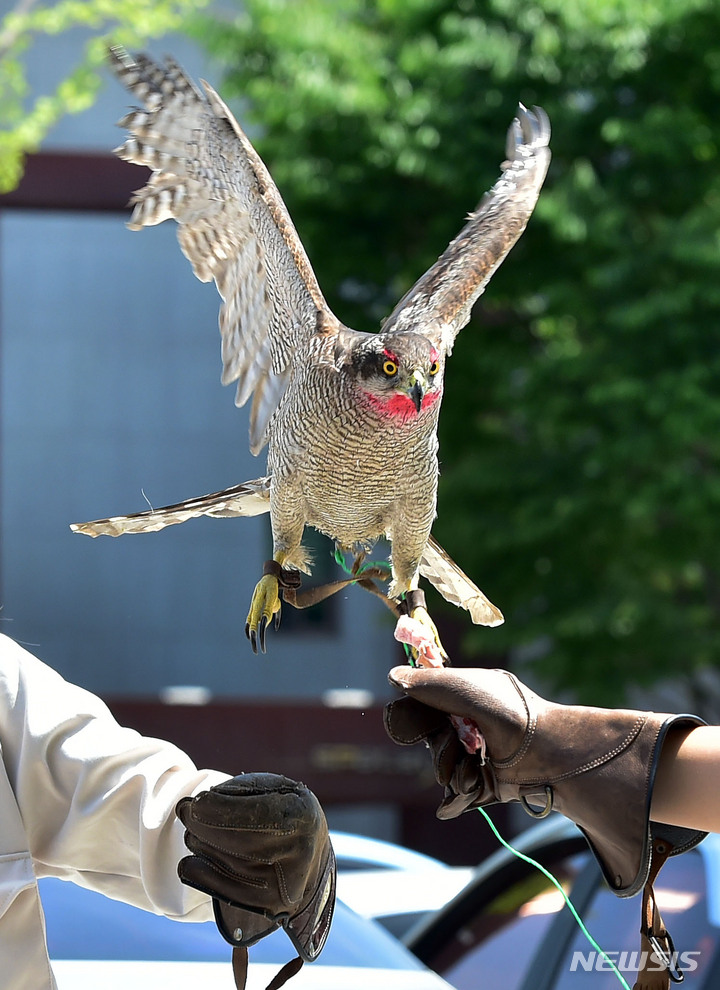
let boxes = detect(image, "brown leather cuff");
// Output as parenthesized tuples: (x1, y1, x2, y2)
(263, 559, 302, 589)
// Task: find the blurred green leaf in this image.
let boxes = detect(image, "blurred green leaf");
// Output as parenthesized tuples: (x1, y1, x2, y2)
(0, 0, 211, 192)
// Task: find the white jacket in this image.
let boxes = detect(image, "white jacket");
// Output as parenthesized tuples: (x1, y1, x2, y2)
(0, 633, 230, 989)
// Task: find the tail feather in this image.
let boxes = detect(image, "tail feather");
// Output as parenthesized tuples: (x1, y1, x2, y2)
(420, 536, 504, 627)
(70, 477, 270, 537)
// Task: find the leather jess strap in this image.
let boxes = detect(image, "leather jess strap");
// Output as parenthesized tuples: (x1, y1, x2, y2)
(264, 558, 402, 616)
(232, 947, 304, 990)
(632, 839, 682, 990)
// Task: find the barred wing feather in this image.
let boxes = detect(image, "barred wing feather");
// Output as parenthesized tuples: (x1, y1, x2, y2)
(107, 46, 341, 454)
(420, 536, 504, 627)
(383, 105, 550, 356)
(70, 478, 271, 537)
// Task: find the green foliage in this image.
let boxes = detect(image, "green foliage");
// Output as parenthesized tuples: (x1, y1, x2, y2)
(0, 0, 211, 192)
(194, 0, 720, 702)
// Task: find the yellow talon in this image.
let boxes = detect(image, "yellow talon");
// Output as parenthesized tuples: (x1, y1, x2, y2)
(245, 573, 282, 654)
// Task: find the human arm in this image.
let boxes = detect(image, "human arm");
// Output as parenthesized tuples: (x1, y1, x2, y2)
(651, 724, 720, 833)
(0, 633, 229, 920)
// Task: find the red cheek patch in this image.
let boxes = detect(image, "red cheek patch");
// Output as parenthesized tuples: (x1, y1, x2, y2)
(385, 393, 418, 419)
(360, 388, 440, 422)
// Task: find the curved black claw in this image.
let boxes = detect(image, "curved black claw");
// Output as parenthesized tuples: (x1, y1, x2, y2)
(258, 615, 269, 654)
(245, 622, 259, 655)
(274, 609, 282, 632)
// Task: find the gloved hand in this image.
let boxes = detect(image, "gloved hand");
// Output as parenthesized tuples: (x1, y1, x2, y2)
(176, 772, 335, 990)
(385, 666, 526, 820)
(384, 665, 708, 990)
(384, 665, 705, 896)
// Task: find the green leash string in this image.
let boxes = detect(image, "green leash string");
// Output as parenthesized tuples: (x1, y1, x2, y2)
(476, 808, 631, 990)
(333, 546, 392, 580)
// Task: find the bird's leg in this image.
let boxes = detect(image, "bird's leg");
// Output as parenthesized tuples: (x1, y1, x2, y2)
(245, 551, 288, 654)
(388, 507, 447, 658)
(404, 580, 448, 663)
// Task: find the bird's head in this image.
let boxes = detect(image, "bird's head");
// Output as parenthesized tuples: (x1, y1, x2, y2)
(348, 332, 443, 423)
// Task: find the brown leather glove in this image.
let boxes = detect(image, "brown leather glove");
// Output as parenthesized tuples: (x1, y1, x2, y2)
(385, 665, 706, 894)
(385, 665, 707, 990)
(176, 772, 335, 990)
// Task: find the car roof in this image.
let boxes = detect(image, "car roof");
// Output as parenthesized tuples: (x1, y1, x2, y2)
(330, 830, 449, 872)
(39, 877, 427, 969)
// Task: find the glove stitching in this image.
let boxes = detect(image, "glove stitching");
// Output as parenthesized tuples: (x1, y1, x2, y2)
(216, 783, 303, 797)
(495, 715, 647, 785)
(491, 716, 536, 769)
(384, 700, 445, 745)
(489, 673, 535, 768)
(185, 834, 279, 871)
(189, 816, 297, 835)
(274, 862, 293, 907)
(392, 728, 437, 745)
(186, 855, 269, 889)
(546, 714, 646, 779)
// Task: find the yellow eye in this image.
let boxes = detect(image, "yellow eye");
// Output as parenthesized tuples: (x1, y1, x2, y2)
(429, 360, 440, 375)
(383, 359, 398, 377)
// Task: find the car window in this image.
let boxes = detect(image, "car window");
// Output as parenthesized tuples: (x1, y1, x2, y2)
(551, 850, 719, 990)
(431, 854, 587, 990)
(422, 844, 720, 990)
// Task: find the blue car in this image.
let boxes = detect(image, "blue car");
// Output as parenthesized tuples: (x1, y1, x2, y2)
(406, 816, 720, 990)
(41, 831, 457, 990)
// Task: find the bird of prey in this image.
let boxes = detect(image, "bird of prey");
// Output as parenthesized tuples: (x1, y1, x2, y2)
(73, 47, 551, 653)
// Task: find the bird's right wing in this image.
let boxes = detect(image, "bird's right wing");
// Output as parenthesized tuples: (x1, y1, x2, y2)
(420, 536, 504, 626)
(70, 478, 270, 537)
(108, 47, 343, 454)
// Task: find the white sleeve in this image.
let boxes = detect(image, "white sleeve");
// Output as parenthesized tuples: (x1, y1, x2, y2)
(0, 634, 231, 921)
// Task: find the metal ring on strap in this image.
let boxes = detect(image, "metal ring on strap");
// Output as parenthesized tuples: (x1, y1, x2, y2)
(520, 785, 554, 819)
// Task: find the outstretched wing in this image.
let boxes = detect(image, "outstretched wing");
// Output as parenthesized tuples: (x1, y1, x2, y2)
(382, 105, 551, 355)
(420, 536, 504, 627)
(70, 478, 271, 537)
(107, 47, 342, 454)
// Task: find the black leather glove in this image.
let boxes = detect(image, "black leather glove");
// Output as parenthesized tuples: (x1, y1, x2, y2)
(176, 772, 335, 990)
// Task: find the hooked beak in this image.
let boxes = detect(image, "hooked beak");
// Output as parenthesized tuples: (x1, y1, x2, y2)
(406, 370, 427, 413)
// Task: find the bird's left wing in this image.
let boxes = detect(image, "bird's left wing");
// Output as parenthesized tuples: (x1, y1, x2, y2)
(382, 105, 550, 354)
(107, 47, 343, 454)
(420, 536, 504, 627)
